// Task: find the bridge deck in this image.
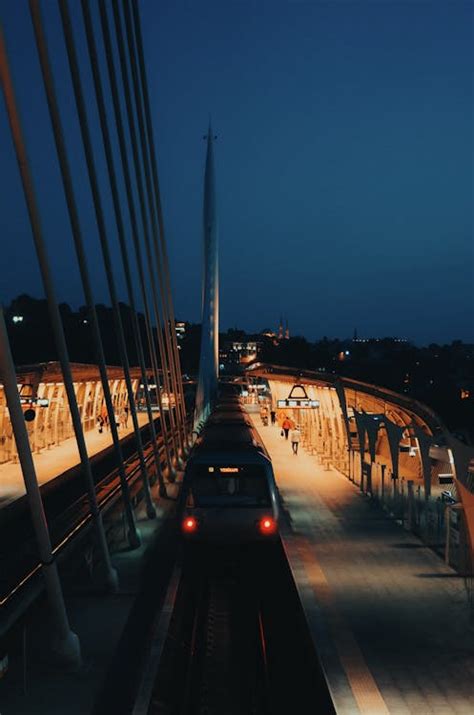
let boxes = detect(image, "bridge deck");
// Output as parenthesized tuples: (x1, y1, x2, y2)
(250, 415, 474, 715)
(0, 412, 151, 509)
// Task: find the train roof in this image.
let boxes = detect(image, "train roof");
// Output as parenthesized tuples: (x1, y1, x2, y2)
(190, 449, 269, 466)
(212, 400, 242, 412)
(189, 399, 270, 463)
(206, 411, 251, 426)
(199, 424, 255, 446)
(214, 400, 242, 409)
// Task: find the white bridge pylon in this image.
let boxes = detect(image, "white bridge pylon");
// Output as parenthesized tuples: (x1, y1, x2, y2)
(194, 123, 219, 431)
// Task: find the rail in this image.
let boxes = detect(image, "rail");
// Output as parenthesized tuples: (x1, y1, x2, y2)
(0, 414, 191, 619)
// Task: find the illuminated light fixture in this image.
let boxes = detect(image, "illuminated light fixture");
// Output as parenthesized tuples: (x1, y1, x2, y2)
(182, 517, 198, 533)
(12, 315, 23, 324)
(259, 516, 277, 535)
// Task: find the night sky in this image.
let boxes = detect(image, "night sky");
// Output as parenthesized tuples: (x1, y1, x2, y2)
(1, 1, 472, 345)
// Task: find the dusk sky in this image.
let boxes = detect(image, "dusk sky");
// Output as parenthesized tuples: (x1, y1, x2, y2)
(1, 1, 472, 345)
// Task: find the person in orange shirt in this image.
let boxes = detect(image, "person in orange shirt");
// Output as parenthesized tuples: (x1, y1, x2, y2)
(281, 416, 292, 440)
(100, 402, 109, 430)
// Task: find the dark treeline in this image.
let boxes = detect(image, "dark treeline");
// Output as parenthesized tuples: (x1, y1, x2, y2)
(5, 293, 203, 378)
(6, 294, 160, 369)
(4, 294, 474, 442)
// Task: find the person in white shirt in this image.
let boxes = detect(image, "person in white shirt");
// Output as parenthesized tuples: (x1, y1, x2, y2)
(290, 426, 301, 455)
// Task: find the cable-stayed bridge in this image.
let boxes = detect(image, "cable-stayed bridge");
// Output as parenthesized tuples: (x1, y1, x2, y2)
(0, 4, 473, 714)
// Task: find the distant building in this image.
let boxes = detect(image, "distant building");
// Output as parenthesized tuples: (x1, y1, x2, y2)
(175, 321, 186, 340)
(278, 316, 283, 341)
(231, 340, 261, 364)
(219, 336, 263, 371)
(352, 336, 409, 344)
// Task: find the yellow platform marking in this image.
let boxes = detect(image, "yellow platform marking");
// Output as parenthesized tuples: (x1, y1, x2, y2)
(297, 540, 390, 715)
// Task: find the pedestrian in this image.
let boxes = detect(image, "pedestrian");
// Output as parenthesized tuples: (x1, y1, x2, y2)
(282, 416, 292, 440)
(118, 408, 127, 431)
(270, 409, 276, 425)
(100, 402, 109, 431)
(290, 425, 301, 454)
(124, 405, 129, 428)
(97, 415, 104, 434)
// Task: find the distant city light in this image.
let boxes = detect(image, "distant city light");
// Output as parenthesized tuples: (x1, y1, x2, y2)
(175, 321, 186, 340)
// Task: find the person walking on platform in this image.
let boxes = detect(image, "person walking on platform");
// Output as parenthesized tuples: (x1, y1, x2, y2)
(118, 408, 127, 431)
(282, 416, 292, 440)
(290, 425, 301, 454)
(270, 409, 276, 425)
(100, 402, 109, 431)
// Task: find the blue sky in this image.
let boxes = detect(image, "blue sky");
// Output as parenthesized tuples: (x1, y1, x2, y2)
(1, 0, 472, 344)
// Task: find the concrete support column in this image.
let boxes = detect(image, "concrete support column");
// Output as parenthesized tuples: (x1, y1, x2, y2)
(412, 424, 433, 500)
(383, 418, 405, 481)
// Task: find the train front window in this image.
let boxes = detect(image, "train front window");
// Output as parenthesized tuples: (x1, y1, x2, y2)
(192, 465, 270, 507)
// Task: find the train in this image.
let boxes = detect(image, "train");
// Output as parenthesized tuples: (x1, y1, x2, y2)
(180, 389, 280, 542)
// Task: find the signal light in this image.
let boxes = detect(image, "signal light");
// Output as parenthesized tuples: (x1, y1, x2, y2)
(182, 516, 198, 534)
(259, 517, 277, 535)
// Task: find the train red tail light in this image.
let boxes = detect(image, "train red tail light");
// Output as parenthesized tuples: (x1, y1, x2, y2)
(259, 517, 277, 535)
(182, 516, 198, 534)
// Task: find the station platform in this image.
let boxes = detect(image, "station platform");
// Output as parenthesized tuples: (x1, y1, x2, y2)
(250, 416, 474, 715)
(0, 412, 151, 509)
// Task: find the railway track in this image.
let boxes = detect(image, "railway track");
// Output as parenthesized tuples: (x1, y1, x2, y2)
(137, 540, 335, 715)
(0, 416, 179, 616)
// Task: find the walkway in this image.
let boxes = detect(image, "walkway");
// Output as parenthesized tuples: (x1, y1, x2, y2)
(0, 412, 152, 508)
(250, 416, 474, 715)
